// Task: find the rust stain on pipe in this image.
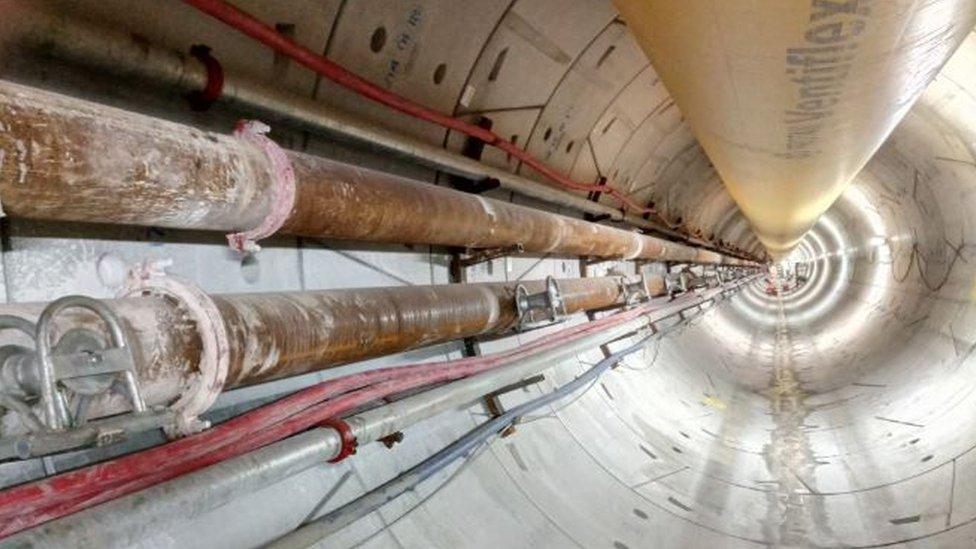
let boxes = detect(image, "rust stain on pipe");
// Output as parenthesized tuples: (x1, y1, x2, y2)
(0, 81, 272, 231)
(213, 277, 633, 386)
(0, 276, 646, 420)
(0, 80, 750, 266)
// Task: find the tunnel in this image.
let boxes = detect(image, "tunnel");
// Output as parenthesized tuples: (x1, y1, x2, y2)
(0, 1, 975, 547)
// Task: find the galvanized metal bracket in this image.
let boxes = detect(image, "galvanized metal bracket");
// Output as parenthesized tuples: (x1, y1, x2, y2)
(618, 275, 651, 307)
(450, 243, 525, 282)
(664, 271, 688, 298)
(0, 296, 175, 459)
(515, 276, 566, 330)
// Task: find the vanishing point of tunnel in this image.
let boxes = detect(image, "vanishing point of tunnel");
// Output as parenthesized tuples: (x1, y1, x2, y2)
(0, 1, 975, 547)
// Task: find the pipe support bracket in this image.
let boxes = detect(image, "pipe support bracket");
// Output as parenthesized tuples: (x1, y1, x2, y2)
(121, 260, 230, 437)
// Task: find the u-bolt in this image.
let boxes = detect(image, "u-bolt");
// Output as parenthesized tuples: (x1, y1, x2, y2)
(36, 296, 142, 430)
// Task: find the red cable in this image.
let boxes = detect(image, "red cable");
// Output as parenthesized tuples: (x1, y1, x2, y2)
(178, 0, 683, 231)
(0, 363, 466, 522)
(0, 297, 673, 537)
(0, 378, 437, 537)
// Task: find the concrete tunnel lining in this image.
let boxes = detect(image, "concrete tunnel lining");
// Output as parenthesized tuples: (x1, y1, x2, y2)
(0, 1, 975, 547)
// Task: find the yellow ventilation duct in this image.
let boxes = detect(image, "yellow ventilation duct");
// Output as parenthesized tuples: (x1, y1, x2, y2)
(614, 0, 976, 258)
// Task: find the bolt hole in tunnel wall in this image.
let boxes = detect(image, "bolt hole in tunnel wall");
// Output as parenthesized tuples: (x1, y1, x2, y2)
(0, 0, 975, 548)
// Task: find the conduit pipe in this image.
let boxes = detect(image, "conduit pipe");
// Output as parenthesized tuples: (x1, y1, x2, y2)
(0, 275, 682, 534)
(3, 279, 753, 548)
(346, 286, 734, 445)
(0, 275, 651, 425)
(271, 333, 656, 548)
(0, 80, 752, 265)
(179, 0, 693, 232)
(615, 0, 976, 257)
(0, 4, 715, 248)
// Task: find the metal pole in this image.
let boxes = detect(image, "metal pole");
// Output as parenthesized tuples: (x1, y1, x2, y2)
(0, 79, 751, 265)
(1, 3, 727, 249)
(0, 276, 648, 425)
(0, 429, 341, 548)
(3, 277, 754, 548)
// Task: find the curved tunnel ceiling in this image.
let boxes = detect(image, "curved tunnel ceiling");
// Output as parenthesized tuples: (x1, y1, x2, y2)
(615, 0, 976, 258)
(4, 1, 976, 547)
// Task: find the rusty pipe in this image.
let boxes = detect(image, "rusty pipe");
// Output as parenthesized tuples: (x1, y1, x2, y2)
(0, 79, 751, 266)
(0, 275, 655, 425)
(212, 276, 635, 387)
(0, 2, 706, 247)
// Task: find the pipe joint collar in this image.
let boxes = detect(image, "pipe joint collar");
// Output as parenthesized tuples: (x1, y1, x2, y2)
(120, 260, 230, 437)
(320, 418, 358, 463)
(227, 120, 297, 254)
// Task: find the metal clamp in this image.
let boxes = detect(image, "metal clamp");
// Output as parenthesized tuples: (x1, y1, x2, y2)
(186, 44, 224, 111)
(0, 297, 178, 457)
(618, 275, 652, 306)
(121, 260, 230, 437)
(664, 271, 687, 298)
(321, 418, 358, 463)
(35, 296, 145, 431)
(0, 316, 44, 432)
(701, 268, 721, 289)
(515, 276, 566, 330)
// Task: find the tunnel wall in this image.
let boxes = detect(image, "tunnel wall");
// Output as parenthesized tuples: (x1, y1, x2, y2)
(1, 1, 975, 548)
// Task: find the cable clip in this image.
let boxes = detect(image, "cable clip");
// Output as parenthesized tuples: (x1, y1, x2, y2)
(187, 44, 224, 111)
(320, 418, 358, 463)
(227, 120, 297, 253)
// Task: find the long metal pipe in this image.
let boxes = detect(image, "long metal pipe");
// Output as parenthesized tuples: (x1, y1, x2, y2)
(272, 333, 656, 548)
(4, 279, 751, 548)
(0, 79, 750, 265)
(615, 0, 976, 257)
(0, 429, 343, 549)
(347, 286, 731, 445)
(0, 275, 646, 422)
(0, 3, 733, 251)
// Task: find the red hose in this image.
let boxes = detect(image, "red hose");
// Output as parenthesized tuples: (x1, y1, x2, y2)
(0, 363, 467, 526)
(0, 296, 674, 537)
(179, 0, 684, 231)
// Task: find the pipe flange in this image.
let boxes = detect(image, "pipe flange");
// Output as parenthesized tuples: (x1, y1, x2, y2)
(120, 260, 229, 437)
(227, 120, 297, 253)
(320, 418, 358, 463)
